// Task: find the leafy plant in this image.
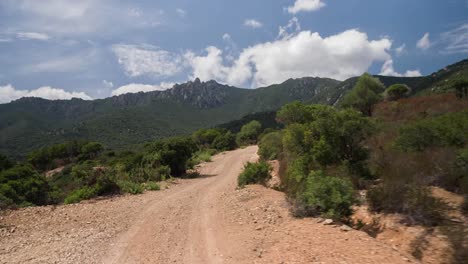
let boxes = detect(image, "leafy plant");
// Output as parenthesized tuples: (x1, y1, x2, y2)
(144, 181, 161, 191)
(341, 73, 385, 116)
(64, 186, 97, 204)
(236, 121, 262, 146)
(297, 171, 355, 219)
(238, 161, 271, 187)
(259, 131, 283, 160)
(118, 181, 144, 194)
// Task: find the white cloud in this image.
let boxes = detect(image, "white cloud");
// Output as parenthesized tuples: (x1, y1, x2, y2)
(176, 8, 186, 17)
(395, 44, 406, 56)
(244, 19, 263, 29)
(379, 60, 422, 77)
(186, 29, 393, 88)
(112, 44, 183, 78)
(416, 32, 431, 50)
(185, 47, 230, 82)
(1, 0, 164, 36)
(0, 84, 92, 104)
(287, 0, 326, 14)
(16, 32, 50, 40)
(441, 23, 468, 54)
(278, 17, 301, 39)
(111, 82, 174, 96)
(102, 80, 114, 88)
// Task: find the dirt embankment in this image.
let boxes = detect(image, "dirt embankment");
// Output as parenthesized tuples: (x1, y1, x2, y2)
(1, 146, 414, 264)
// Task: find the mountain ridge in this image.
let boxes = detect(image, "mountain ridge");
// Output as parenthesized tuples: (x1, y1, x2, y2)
(1, 59, 466, 157)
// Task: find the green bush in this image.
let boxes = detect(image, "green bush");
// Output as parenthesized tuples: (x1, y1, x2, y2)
(146, 136, 198, 177)
(396, 111, 468, 151)
(297, 171, 355, 219)
(212, 131, 237, 151)
(385, 84, 411, 101)
(118, 181, 144, 194)
(189, 149, 214, 166)
(64, 186, 97, 204)
(144, 181, 161, 191)
(259, 131, 283, 160)
(238, 161, 271, 187)
(0, 164, 49, 207)
(236, 121, 262, 146)
(0, 154, 14, 171)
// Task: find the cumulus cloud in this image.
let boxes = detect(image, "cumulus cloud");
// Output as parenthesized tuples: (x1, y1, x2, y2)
(0, 84, 92, 103)
(287, 0, 326, 14)
(395, 44, 406, 56)
(111, 82, 174, 96)
(186, 29, 393, 87)
(112, 44, 183, 78)
(1, 0, 164, 36)
(244, 19, 263, 29)
(16, 32, 50, 40)
(416, 32, 431, 50)
(185, 47, 231, 82)
(441, 23, 468, 54)
(379, 60, 422, 77)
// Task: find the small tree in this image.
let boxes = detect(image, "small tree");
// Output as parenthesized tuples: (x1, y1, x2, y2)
(453, 80, 468, 99)
(259, 131, 283, 160)
(147, 136, 198, 177)
(236, 120, 262, 146)
(341, 73, 385, 116)
(385, 84, 411, 101)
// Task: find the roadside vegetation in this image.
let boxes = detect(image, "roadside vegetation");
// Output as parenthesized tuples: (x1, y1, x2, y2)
(0, 127, 239, 208)
(248, 73, 468, 224)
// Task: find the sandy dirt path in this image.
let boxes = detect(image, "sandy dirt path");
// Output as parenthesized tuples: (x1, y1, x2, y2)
(1, 146, 415, 264)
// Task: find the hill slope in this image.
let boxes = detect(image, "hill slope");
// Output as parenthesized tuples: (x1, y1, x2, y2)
(1, 60, 466, 157)
(0, 77, 340, 157)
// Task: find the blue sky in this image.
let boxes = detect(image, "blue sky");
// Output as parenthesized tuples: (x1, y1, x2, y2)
(0, 0, 467, 103)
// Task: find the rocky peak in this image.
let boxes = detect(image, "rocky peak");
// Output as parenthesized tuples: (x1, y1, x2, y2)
(161, 78, 230, 109)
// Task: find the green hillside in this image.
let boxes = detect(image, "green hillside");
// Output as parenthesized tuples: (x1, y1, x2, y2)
(1, 60, 466, 157)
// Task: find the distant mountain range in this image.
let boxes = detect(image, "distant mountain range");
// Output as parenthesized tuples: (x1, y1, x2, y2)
(1, 59, 466, 157)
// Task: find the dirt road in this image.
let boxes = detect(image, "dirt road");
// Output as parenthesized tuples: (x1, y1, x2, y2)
(0, 146, 415, 264)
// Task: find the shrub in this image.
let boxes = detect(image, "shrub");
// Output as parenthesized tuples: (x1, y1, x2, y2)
(144, 181, 161, 191)
(118, 181, 144, 194)
(453, 80, 468, 99)
(212, 131, 237, 151)
(385, 84, 411, 101)
(146, 136, 198, 177)
(64, 186, 97, 204)
(259, 131, 283, 160)
(368, 184, 444, 225)
(238, 161, 271, 187)
(454, 149, 468, 194)
(95, 174, 120, 195)
(0, 154, 13, 171)
(395, 111, 468, 151)
(0, 164, 49, 207)
(297, 171, 355, 219)
(236, 121, 262, 146)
